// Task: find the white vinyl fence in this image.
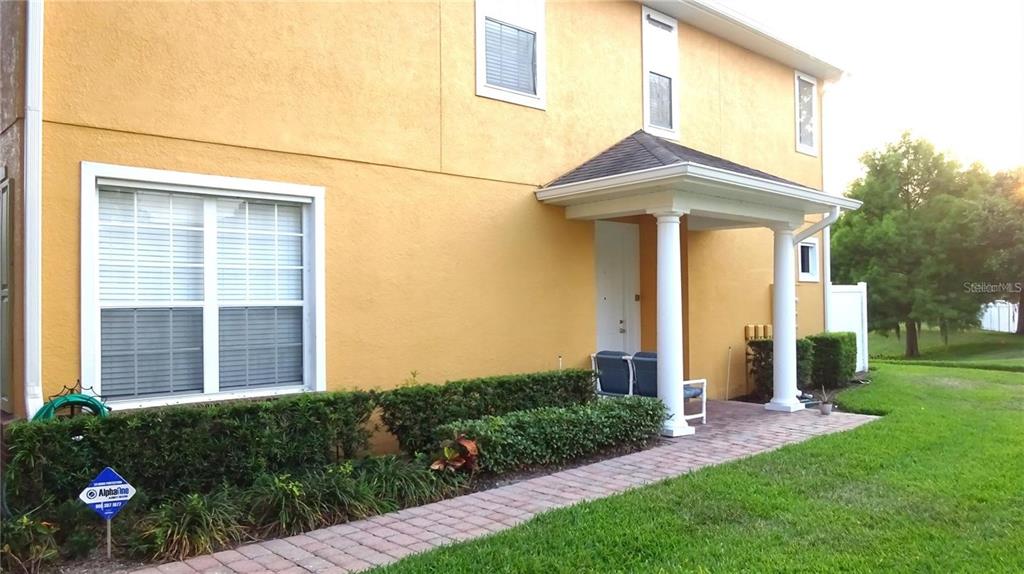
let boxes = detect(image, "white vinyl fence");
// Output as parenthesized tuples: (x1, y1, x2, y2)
(829, 282, 869, 373)
(980, 300, 1019, 333)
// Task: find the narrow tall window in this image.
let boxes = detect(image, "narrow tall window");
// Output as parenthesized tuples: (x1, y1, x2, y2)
(642, 7, 679, 138)
(795, 72, 818, 155)
(476, 0, 546, 109)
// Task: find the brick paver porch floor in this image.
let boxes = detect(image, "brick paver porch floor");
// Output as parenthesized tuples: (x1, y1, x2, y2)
(135, 401, 877, 574)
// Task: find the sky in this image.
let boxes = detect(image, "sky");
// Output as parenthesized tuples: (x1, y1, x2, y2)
(716, 0, 1024, 193)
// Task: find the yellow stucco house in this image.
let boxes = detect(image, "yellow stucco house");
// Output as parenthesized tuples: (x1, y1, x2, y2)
(1, 0, 859, 434)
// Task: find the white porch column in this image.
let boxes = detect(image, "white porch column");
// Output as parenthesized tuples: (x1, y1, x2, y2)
(766, 224, 803, 412)
(655, 211, 694, 436)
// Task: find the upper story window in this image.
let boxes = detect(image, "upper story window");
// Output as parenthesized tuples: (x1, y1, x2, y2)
(795, 71, 818, 156)
(642, 7, 679, 139)
(81, 162, 326, 409)
(475, 0, 546, 110)
(798, 237, 820, 282)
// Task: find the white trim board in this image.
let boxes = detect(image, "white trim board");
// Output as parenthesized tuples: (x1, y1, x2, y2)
(80, 162, 327, 408)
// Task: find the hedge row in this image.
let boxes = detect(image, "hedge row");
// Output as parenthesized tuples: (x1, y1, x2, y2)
(748, 337, 815, 396)
(378, 369, 595, 454)
(747, 331, 859, 396)
(439, 396, 666, 474)
(806, 332, 858, 388)
(4, 391, 376, 510)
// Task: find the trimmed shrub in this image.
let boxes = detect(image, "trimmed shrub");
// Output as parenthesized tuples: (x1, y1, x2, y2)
(378, 369, 595, 454)
(3, 391, 376, 510)
(807, 332, 858, 389)
(748, 338, 815, 397)
(438, 396, 666, 474)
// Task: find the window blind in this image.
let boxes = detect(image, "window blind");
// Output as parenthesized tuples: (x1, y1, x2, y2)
(649, 72, 672, 129)
(484, 18, 536, 95)
(97, 187, 305, 400)
(219, 307, 303, 390)
(798, 78, 815, 148)
(100, 308, 203, 397)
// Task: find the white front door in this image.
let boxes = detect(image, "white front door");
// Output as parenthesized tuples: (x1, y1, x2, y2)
(595, 221, 641, 354)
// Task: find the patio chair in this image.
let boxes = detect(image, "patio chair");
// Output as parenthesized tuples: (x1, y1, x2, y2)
(591, 351, 633, 396)
(629, 352, 707, 424)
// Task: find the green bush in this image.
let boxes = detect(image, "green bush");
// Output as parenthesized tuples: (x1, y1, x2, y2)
(378, 369, 595, 454)
(245, 473, 330, 537)
(807, 332, 858, 389)
(352, 455, 464, 509)
(127, 456, 465, 561)
(131, 489, 246, 561)
(438, 396, 666, 475)
(3, 391, 376, 511)
(0, 511, 59, 574)
(747, 338, 816, 397)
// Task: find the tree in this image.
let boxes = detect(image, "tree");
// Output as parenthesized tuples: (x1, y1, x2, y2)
(984, 168, 1024, 334)
(832, 134, 990, 357)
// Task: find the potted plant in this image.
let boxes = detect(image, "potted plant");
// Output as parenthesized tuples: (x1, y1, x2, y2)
(818, 386, 837, 415)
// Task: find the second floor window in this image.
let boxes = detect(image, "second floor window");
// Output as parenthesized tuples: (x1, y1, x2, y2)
(795, 72, 818, 155)
(476, 0, 546, 109)
(642, 7, 679, 139)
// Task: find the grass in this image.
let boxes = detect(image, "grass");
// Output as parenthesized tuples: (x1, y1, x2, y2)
(869, 328, 1023, 368)
(375, 363, 1024, 573)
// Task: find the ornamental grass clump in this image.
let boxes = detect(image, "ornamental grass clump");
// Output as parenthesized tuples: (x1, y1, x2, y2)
(131, 489, 246, 561)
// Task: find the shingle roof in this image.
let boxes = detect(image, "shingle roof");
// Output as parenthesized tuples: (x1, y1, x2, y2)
(545, 130, 816, 190)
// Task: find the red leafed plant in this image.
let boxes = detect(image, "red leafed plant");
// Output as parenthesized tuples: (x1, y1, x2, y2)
(430, 433, 479, 474)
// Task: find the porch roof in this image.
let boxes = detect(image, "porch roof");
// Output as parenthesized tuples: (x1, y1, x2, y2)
(536, 131, 861, 228)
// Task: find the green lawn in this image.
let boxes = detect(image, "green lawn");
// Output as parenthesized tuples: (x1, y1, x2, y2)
(375, 364, 1024, 573)
(869, 329, 1024, 369)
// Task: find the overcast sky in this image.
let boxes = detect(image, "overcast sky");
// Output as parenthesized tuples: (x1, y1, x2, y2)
(716, 0, 1024, 193)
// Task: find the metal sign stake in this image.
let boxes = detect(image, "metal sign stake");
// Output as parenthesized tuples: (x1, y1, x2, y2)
(106, 519, 112, 559)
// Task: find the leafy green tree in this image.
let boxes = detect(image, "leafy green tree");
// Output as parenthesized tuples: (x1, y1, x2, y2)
(832, 134, 990, 356)
(983, 168, 1024, 334)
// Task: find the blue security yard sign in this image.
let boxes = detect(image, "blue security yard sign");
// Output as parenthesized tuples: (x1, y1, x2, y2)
(78, 467, 136, 520)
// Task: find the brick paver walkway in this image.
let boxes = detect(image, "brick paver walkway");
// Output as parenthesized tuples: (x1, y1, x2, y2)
(135, 401, 876, 574)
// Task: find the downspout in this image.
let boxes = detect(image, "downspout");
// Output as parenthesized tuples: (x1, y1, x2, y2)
(794, 205, 840, 335)
(823, 226, 832, 331)
(793, 205, 840, 245)
(23, 0, 44, 417)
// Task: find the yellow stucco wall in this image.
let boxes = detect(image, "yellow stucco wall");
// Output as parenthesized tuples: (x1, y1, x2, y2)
(40, 123, 596, 400)
(35, 0, 828, 404)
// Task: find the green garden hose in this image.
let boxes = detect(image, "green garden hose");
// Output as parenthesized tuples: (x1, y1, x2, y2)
(31, 393, 110, 421)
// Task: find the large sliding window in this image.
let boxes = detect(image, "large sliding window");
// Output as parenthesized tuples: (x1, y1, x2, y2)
(83, 163, 325, 408)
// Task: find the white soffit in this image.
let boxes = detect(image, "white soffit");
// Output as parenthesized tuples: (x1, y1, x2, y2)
(642, 0, 844, 81)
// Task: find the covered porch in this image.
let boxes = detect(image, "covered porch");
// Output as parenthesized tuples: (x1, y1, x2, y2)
(538, 131, 861, 436)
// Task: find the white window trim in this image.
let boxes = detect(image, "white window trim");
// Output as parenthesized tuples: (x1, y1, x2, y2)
(80, 162, 326, 410)
(475, 0, 547, 110)
(798, 237, 820, 282)
(642, 6, 680, 140)
(794, 70, 818, 156)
